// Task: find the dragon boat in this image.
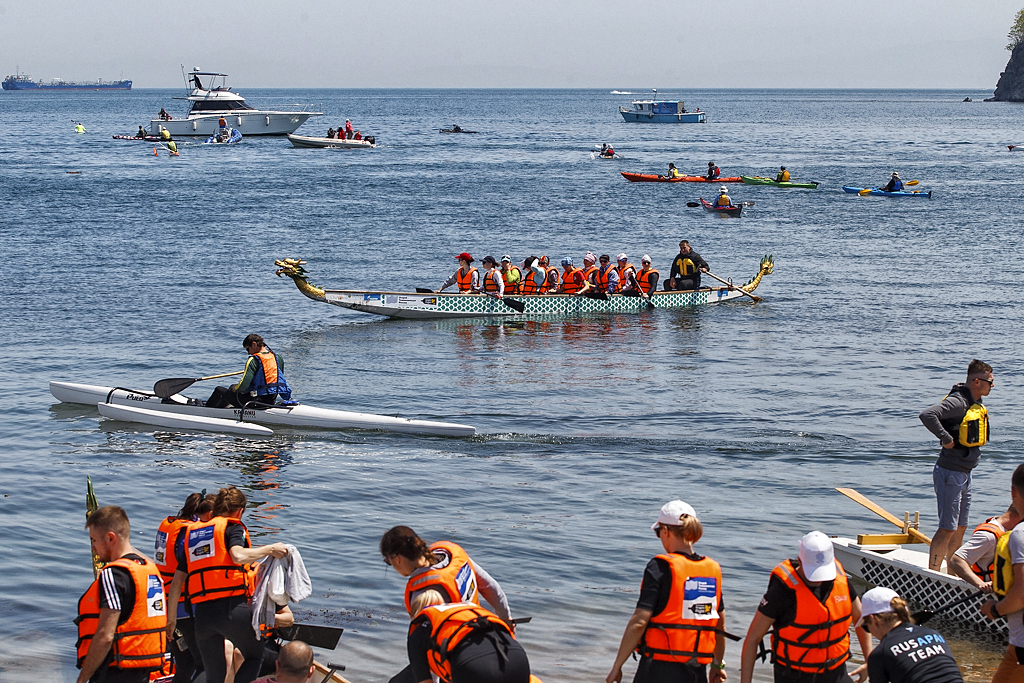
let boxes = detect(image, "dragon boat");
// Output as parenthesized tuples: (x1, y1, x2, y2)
(274, 256, 773, 320)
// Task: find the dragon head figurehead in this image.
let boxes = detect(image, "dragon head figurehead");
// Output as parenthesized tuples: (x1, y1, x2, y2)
(741, 254, 774, 293)
(275, 258, 326, 301)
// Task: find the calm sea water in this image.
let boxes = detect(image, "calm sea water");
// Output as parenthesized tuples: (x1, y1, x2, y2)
(1, 87, 1023, 682)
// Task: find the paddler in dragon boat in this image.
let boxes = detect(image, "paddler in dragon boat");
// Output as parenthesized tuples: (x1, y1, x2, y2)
(605, 500, 727, 683)
(776, 166, 790, 182)
(538, 256, 561, 293)
(436, 252, 480, 293)
(558, 257, 584, 294)
(665, 240, 709, 291)
(577, 254, 619, 296)
(615, 254, 638, 293)
(499, 254, 522, 294)
(478, 256, 505, 297)
(206, 334, 293, 409)
(635, 255, 659, 296)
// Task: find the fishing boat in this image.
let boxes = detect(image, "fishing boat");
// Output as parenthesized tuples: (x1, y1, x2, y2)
(619, 91, 706, 123)
(700, 198, 742, 217)
(50, 381, 477, 437)
(274, 256, 773, 320)
(3, 72, 131, 90)
(287, 134, 376, 149)
(621, 172, 741, 183)
(740, 176, 820, 189)
(149, 68, 320, 137)
(842, 186, 932, 198)
(204, 128, 243, 144)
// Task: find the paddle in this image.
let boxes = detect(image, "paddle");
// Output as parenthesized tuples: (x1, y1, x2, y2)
(912, 591, 984, 625)
(153, 371, 244, 398)
(859, 180, 919, 195)
(835, 488, 931, 545)
(703, 271, 762, 302)
(486, 291, 526, 313)
(510, 617, 532, 624)
(313, 660, 352, 683)
(277, 622, 344, 649)
(687, 201, 755, 208)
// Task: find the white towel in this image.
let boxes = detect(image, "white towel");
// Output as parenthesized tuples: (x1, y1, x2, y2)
(251, 544, 312, 637)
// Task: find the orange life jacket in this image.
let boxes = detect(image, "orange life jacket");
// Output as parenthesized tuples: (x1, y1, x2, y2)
(543, 267, 560, 293)
(455, 267, 478, 293)
(770, 559, 852, 674)
(637, 268, 659, 295)
(616, 264, 637, 292)
(638, 553, 722, 664)
(76, 556, 168, 671)
(582, 265, 599, 290)
(595, 265, 617, 293)
(970, 518, 1006, 581)
(481, 269, 502, 294)
(501, 266, 522, 295)
(520, 266, 546, 295)
(183, 517, 255, 605)
(561, 267, 582, 294)
(154, 517, 190, 600)
(404, 541, 480, 615)
(410, 603, 514, 683)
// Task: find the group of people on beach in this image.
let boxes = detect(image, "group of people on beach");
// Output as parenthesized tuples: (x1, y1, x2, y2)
(435, 241, 713, 298)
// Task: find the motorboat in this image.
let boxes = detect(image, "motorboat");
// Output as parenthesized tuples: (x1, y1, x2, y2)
(204, 128, 243, 144)
(149, 68, 321, 137)
(619, 90, 706, 123)
(287, 134, 376, 149)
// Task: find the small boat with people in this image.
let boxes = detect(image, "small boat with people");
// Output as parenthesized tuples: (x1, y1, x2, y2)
(619, 90, 706, 123)
(842, 186, 932, 198)
(149, 67, 321, 137)
(274, 256, 773, 320)
(621, 171, 742, 183)
(440, 124, 477, 133)
(287, 134, 376, 149)
(49, 380, 477, 437)
(740, 175, 820, 189)
(204, 128, 242, 144)
(699, 198, 742, 217)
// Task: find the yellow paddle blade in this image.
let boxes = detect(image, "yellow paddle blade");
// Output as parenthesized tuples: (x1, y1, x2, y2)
(835, 488, 931, 545)
(905, 180, 919, 186)
(859, 188, 873, 195)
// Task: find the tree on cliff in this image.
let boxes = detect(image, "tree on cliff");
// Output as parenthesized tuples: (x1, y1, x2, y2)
(1009, 9, 1024, 50)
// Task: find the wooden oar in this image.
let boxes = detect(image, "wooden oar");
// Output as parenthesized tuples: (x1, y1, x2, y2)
(835, 488, 931, 544)
(154, 371, 243, 398)
(313, 660, 353, 683)
(912, 591, 984, 625)
(703, 271, 762, 302)
(859, 180, 919, 195)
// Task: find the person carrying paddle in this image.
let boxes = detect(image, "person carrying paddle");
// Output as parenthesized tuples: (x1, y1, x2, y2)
(919, 359, 993, 572)
(776, 167, 790, 182)
(706, 161, 720, 181)
(739, 531, 871, 683)
(980, 464, 1024, 682)
(858, 587, 963, 683)
(950, 504, 1020, 592)
(76, 505, 167, 683)
(881, 172, 903, 192)
(665, 241, 708, 291)
(207, 334, 293, 409)
(605, 500, 727, 683)
(714, 186, 733, 208)
(437, 253, 480, 294)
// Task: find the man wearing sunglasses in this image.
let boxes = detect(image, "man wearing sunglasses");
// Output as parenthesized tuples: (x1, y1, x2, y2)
(919, 359, 994, 571)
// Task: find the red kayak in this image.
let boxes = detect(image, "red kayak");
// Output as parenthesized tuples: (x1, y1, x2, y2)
(621, 172, 742, 183)
(700, 198, 742, 217)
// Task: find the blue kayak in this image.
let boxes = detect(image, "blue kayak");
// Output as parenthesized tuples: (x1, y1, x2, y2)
(842, 186, 931, 198)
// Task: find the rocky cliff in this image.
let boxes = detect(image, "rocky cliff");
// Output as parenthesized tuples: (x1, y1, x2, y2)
(990, 41, 1024, 101)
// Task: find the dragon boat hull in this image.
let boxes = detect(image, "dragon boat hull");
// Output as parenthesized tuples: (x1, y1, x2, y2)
(832, 537, 1006, 643)
(621, 172, 742, 183)
(274, 256, 773, 320)
(50, 381, 476, 437)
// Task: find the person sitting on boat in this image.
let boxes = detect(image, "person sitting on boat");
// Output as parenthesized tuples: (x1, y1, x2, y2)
(605, 500, 727, 683)
(858, 587, 964, 683)
(881, 172, 903, 192)
(452, 124, 464, 133)
(160, 129, 171, 141)
(158, 108, 171, 120)
(594, 254, 619, 295)
(478, 256, 505, 297)
(615, 254, 637, 294)
(206, 334, 293, 409)
(666, 240, 708, 291)
(602, 145, 616, 158)
(538, 256, 560, 294)
(327, 128, 335, 139)
(499, 255, 522, 295)
(252, 640, 315, 683)
(166, 141, 178, 154)
(667, 163, 681, 179)
(636, 256, 659, 296)
(950, 504, 1021, 592)
(575, 252, 600, 296)
(218, 116, 227, 131)
(558, 257, 584, 294)
(354, 131, 363, 141)
(714, 186, 732, 208)
(437, 253, 479, 294)
(706, 161, 720, 180)
(776, 166, 790, 182)
(519, 256, 548, 295)
(135, 126, 146, 139)
(740, 531, 872, 683)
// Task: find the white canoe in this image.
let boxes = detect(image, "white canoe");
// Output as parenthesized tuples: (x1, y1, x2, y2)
(287, 134, 375, 149)
(51, 381, 476, 437)
(98, 402, 274, 436)
(832, 537, 1006, 642)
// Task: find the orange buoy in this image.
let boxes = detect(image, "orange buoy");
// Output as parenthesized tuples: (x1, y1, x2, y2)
(153, 147, 158, 156)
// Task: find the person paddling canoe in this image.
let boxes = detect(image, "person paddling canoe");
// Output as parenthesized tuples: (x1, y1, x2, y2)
(437, 253, 479, 294)
(881, 172, 903, 192)
(206, 334, 293, 409)
(714, 186, 732, 208)
(775, 166, 790, 182)
(665, 241, 708, 291)
(667, 163, 681, 179)
(706, 161, 721, 180)
(606, 500, 726, 683)
(479, 256, 505, 297)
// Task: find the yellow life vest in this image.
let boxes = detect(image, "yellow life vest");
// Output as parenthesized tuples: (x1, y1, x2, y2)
(994, 531, 1015, 597)
(959, 402, 988, 448)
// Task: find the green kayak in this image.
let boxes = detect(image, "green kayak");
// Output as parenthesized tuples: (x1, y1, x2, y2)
(740, 176, 820, 189)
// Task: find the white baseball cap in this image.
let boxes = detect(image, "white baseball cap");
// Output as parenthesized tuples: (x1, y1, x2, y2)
(651, 500, 698, 530)
(798, 531, 837, 582)
(856, 586, 899, 627)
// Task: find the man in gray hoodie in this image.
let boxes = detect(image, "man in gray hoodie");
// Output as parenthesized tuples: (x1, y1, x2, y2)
(919, 359, 994, 571)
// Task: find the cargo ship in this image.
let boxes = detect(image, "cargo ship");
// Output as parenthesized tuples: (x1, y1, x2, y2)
(2, 73, 131, 91)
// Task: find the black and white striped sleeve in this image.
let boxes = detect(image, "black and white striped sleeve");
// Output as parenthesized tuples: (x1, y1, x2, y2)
(98, 567, 129, 612)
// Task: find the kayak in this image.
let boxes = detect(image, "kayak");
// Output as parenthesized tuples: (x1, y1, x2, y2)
(98, 402, 274, 436)
(1009, 145, 1023, 151)
(593, 152, 621, 159)
(621, 172, 742, 183)
(113, 135, 171, 142)
(50, 381, 477, 437)
(842, 186, 932, 198)
(440, 128, 477, 134)
(740, 176, 819, 189)
(700, 198, 742, 217)
(204, 128, 243, 144)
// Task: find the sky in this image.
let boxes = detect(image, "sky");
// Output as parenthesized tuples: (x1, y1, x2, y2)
(1, 0, 1021, 89)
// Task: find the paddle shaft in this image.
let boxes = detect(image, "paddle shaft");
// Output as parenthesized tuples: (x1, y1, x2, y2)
(835, 488, 931, 544)
(912, 590, 983, 625)
(153, 370, 244, 398)
(860, 180, 920, 195)
(703, 271, 762, 302)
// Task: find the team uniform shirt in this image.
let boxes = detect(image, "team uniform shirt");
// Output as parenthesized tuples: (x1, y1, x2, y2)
(757, 562, 859, 683)
(1006, 525, 1024, 647)
(952, 519, 1007, 577)
(406, 559, 511, 622)
(866, 622, 963, 683)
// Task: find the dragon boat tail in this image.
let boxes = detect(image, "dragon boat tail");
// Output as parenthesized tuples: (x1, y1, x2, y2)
(274, 256, 773, 320)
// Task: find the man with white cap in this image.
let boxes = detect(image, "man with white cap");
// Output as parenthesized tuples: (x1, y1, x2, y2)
(714, 186, 733, 208)
(740, 531, 871, 683)
(606, 500, 726, 683)
(858, 587, 962, 683)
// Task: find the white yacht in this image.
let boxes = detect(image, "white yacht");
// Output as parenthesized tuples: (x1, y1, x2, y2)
(149, 68, 321, 137)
